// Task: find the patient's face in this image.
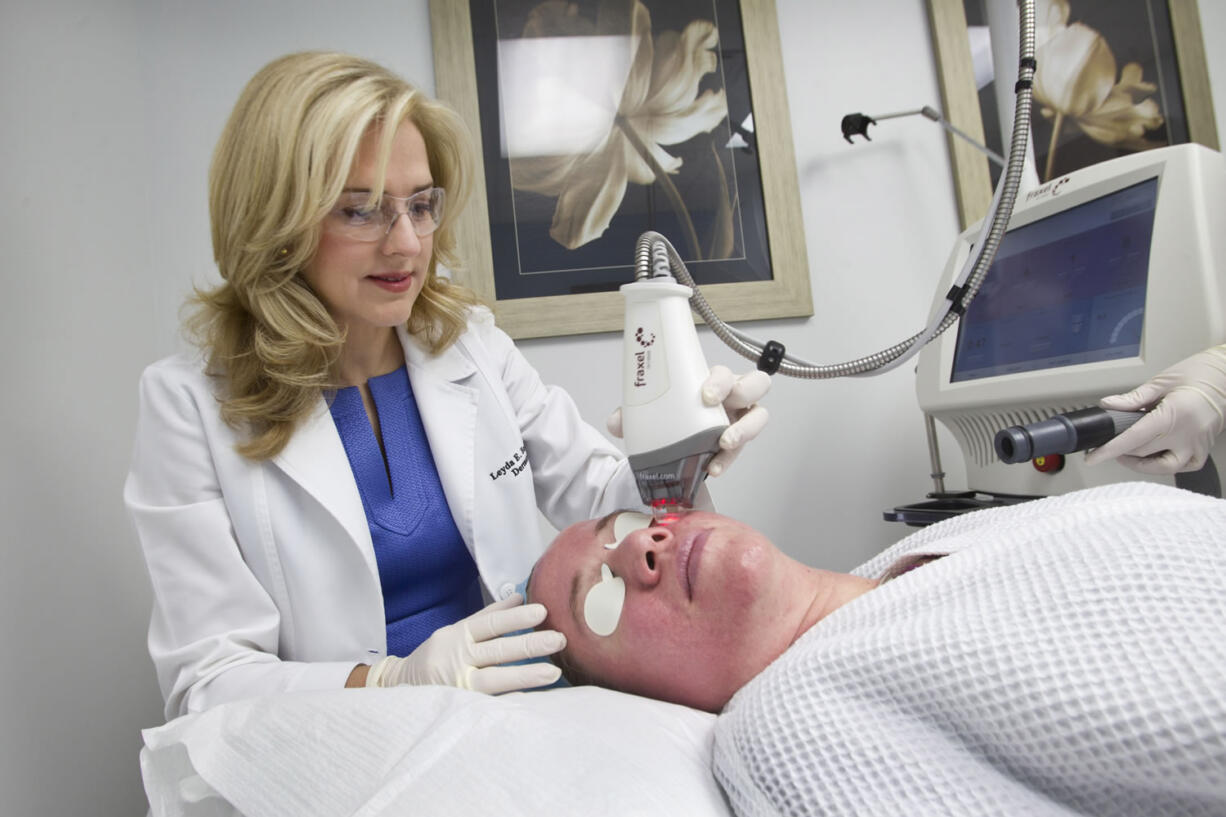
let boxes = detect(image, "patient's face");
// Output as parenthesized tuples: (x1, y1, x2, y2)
(530, 510, 810, 712)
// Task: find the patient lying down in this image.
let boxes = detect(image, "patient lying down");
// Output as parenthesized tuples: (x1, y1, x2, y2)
(528, 498, 878, 712)
(528, 482, 1226, 817)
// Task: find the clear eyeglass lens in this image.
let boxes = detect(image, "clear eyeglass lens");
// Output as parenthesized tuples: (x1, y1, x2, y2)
(330, 187, 445, 241)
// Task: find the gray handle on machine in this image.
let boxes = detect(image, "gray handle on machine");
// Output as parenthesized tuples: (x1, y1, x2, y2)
(994, 408, 1144, 464)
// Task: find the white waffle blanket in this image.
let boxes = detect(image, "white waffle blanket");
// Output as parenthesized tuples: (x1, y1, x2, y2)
(714, 483, 1226, 816)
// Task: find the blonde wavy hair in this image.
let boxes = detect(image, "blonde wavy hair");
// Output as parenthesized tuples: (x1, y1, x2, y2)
(188, 51, 484, 460)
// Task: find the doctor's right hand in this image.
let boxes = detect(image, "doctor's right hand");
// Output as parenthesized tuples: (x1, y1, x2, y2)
(365, 594, 565, 694)
(605, 365, 771, 478)
(1085, 344, 1226, 474)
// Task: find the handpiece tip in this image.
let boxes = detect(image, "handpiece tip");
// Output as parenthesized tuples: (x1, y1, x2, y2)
(649, 498, 691, 525)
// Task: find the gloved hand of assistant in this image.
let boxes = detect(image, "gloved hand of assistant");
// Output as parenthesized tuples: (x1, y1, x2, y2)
(365, 594, 564, 694)
(1084, 344, 1226, 474)
(606, 365, 771, 477)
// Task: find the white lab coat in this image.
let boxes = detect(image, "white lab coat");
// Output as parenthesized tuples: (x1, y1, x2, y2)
(125, 309, 642, 719)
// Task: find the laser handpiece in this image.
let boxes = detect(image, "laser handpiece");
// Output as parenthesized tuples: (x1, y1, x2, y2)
(994, 408, 1145, 464)
(620, 243, 729, 511)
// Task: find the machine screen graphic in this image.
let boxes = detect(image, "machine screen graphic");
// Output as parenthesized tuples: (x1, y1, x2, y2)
(951, 177, 1158, 382)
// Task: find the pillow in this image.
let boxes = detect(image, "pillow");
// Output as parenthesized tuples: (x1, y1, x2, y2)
(141, 685, 730, 816)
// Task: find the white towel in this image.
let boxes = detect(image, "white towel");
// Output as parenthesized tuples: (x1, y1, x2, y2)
(714, 483, 1226, 816)
(142, 684, 728, 817)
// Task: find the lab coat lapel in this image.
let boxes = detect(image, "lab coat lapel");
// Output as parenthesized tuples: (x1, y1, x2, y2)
(396, 325, 479, 553)
(271, 399, 377, 580)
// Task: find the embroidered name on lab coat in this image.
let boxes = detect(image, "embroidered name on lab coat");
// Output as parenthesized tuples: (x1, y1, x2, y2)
(489, 445, 528, 481)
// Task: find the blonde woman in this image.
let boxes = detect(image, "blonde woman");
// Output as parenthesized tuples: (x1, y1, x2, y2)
(124, 52, 769, 720)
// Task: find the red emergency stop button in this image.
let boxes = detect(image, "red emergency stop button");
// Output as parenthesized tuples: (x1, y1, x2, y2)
(1033, 454, 1064, 473)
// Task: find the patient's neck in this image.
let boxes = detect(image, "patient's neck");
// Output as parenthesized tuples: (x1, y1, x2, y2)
(790, 569, 879, 645)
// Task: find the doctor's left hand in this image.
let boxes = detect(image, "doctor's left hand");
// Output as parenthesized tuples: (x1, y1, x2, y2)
(607, 365, 771, 477)
(365, 594, 565, 694)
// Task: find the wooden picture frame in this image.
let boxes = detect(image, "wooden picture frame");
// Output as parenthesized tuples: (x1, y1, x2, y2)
(927, 0, 1219, 228)
(430, 0, 812, 339)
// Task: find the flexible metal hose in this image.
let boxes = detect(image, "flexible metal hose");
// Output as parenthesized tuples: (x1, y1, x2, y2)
(636, 0, 1037, 379)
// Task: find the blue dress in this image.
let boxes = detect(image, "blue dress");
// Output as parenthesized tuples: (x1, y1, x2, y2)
(329, 366, 483, 656)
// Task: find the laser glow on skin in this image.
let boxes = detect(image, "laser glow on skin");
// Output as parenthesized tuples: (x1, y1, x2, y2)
(584, 512, 652, 636)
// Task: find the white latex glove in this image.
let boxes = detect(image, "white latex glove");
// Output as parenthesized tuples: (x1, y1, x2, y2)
(366, 594, 564, 694)
(607, 365, 771, 477)
(1084, 344, 1226, 474)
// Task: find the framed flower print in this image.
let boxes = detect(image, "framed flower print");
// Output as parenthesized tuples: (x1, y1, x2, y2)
(430, 0, 813, 339)
(927, 0, 1219, 228)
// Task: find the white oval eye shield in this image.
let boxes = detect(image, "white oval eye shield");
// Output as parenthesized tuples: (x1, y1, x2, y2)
(586, 511, 653, 636)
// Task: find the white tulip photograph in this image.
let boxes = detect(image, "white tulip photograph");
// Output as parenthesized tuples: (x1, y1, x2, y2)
(962, 0, 1201, 185)
(466, 0, 774, 301)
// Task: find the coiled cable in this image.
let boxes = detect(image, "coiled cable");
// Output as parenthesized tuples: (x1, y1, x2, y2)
(636, 0, 1037, 379)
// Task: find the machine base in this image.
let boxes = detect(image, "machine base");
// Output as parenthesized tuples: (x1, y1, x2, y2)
(883, 490, 1040, 528)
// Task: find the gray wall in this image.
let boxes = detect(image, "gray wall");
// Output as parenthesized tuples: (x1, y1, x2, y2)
(2, 1, 1223, 814)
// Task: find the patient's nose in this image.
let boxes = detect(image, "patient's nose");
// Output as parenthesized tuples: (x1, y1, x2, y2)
(613, 526, 673, 587)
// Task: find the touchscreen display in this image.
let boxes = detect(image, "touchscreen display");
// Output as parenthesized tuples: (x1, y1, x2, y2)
(951, 177, 1157, 382)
